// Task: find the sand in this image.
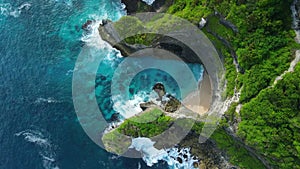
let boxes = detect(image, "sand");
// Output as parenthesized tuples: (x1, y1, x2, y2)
(182, 71, 212, 115)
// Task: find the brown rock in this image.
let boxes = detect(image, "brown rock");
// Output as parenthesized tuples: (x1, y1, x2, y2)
(164, 95, 181, 113)
(139, 101, 156, 111)
(152, 82, 166, 100)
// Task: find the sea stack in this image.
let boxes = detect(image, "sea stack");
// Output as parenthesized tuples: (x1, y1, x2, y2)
(152, 82, 166, 101)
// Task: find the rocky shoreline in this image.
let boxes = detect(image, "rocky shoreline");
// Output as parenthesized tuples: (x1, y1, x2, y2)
(96, 1, 237, 168)
(98, 19, 204, 64)
(178, 132, 237, 169)
(102, 82, 236, 168)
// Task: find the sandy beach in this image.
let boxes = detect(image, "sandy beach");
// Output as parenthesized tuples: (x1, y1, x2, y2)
(182, 71, 212, 115)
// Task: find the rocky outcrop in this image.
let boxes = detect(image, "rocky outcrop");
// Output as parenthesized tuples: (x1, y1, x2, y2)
(140, 101, 156, 111)
(178, 132, 237, 169)
(152, 82, 166, 100)
(110, 112, 121, 122)
(98, 19, 203, 64)
(164, 94, 181, 112)
(98, 20, 146, 56)
(152, 83, 181, 112)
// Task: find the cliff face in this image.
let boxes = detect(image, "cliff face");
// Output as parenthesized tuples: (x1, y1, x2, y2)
(98, 19, 203, 64)
(98, 20, 143, 56)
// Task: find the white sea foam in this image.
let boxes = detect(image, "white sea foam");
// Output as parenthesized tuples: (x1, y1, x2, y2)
(109, 154, 120, 160)
(165, 147, 198, 169)
(35, 97, 61, 104)
(141, 0, 156, 5)
(130, 137, 169, 167)
(65, 69, 73, 75)
(80, 20, 110, 49)
(80, 17, 124, 63)
(130, 137, 198, 169)
(18, 3, 31, 10)
(15, 129, 59, 169)
(112, 91, 159, 119)
(104, 120, 124, 133)
(15, 129, 50, 147)
(0, 2, 31, 18)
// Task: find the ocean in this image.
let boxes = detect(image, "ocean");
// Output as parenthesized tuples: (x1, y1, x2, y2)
(0, 0, 203, 168)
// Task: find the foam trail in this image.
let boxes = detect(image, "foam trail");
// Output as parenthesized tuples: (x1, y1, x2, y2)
(0, 2, 31, 18)
(35, 97, 61, 104)
(15, 129, 59, 169)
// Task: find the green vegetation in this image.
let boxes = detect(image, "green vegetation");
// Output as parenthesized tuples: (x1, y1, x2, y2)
(167, 0, 212, 25)
(211, 128, 266, 169)
(114, 15, 160, 45)
(166, 0, 300, 168)
(117, 108, 174, 137)
(167, 0, 299, 100)
(113, 14, 194, 46)
(102, 129, 131, 155)
(238, 63, 300, 168)
(102, 108, 173, 154)
(112, 0, 300, 167)
(191, 122, 265, 168)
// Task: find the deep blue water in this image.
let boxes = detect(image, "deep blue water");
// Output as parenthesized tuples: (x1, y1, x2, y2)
(0, 0, 203, 168)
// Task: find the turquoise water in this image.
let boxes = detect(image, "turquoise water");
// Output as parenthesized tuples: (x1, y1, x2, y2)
(95, 55, 203, 120)
(0, 0, 203, 168)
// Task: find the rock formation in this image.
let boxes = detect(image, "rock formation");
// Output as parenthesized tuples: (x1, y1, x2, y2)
(152, 82, 166, 100)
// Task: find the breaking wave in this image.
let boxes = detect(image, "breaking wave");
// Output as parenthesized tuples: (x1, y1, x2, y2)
(130, 137, 198, 169)
(0, 2, 31, 18)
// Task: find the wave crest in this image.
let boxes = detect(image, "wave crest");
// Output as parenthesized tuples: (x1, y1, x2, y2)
(0, 2, 31, 18)
(15, 128, 59, 169)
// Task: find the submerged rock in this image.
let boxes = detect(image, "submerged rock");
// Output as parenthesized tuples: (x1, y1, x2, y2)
(110, 112, 120, 122)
